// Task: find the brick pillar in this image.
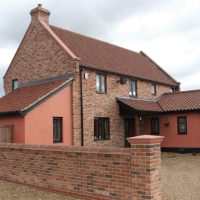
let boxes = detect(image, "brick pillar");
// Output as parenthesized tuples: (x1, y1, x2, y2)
(127, 135, 164, 200)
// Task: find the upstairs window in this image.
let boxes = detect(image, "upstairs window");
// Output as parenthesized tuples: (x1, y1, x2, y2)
(12, 79, 19, 90)
(94, 118, 110, 141)
(129, 80, 137, 97)
(53, 117, 63, 143)
(151, 118, 159, 135)
(96, 74, 106, 93)
(151, 83, 157, 95)
(178, 116, 187, 134)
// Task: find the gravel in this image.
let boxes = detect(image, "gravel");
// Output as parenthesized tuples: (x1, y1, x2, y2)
(162, 152, 200, 200)
(0, 179, 82, 200)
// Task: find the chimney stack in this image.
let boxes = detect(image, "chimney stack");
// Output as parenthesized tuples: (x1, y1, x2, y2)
(30, 4, 50, 24)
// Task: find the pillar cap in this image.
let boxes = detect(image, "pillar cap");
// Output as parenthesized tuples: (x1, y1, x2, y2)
(127, 135, 164, 145)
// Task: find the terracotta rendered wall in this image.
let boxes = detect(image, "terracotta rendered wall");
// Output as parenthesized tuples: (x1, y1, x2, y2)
(25, 85, 73, 145)
(3, 19, 76, 94)
(0, 135, 163, 200)
(0, 116, 25, 143)
(145, 112, 200, 148)
(81, 69, 171, 147)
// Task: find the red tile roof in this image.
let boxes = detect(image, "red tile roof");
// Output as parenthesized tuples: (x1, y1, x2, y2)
(118, 97, 162, 113)
(0, 78, 72, 114)
(118, 90, 200, 113)
(158, 90, 200, 112)
(50, 25, 178, 87)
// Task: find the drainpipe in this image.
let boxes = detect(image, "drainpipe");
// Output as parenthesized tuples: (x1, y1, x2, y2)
(79, 65, 84, 146)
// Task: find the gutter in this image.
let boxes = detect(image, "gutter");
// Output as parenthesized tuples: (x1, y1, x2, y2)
(81, 65, 178, 88)
(80, 65, 84, 146)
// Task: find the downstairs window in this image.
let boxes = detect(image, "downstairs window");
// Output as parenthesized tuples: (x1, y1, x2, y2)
(151, 118, 159, 135)
(178, 116, 187, 134)
(53, 117, 63, 143)
(94, 118, 110, 141)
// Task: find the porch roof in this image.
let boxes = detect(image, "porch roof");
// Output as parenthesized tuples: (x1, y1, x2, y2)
(118, 89, 200, 114)
(117, 97, 162, 114)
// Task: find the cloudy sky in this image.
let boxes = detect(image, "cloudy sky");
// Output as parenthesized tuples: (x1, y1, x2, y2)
(0, 0, 200, 96)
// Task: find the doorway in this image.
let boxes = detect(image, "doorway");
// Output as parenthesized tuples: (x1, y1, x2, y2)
(124, 118, 135, 147)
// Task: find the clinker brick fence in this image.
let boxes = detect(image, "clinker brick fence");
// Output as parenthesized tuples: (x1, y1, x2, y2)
(0, 135, 163, 200)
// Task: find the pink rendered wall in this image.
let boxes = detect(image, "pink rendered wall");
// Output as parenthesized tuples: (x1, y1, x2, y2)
(25, 85, 73, 145)
(0, 116, 25, 143)
(145, 112, 200, 148)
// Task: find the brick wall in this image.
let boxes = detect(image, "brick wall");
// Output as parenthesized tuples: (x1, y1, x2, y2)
(138, 80, 172, 99)
(81, 69, 171, 147)
(3, 19, 76, 94)
(0, 135, 163, 200)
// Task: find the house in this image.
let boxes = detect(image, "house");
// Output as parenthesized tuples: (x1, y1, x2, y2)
(1, 4, 199, 149)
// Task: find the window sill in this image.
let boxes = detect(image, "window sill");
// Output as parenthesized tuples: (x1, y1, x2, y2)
(177, 133, 187, 135)
(96, 91, 107, 94)
(129, 95, 137, 98)
(94, 138, 110, 142)
(53, 141, 63, 143)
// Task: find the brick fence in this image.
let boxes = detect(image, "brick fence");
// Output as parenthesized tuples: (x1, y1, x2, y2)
(0, 135, 163, 200)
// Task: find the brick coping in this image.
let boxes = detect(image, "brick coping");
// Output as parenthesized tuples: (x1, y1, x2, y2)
(0, 143, 131, 155)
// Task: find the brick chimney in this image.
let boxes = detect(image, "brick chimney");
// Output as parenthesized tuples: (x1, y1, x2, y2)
(30, 4, 50, 24)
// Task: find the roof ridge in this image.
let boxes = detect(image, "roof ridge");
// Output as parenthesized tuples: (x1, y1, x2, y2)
(161, 89, 200, 96)
(50, 24, 141, 56)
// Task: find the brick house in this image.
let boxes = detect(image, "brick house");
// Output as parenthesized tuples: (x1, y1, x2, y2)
(1, 4, 199, 149)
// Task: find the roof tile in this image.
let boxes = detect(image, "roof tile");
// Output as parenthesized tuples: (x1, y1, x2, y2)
(50, 25, 178, 86)
(118, 90, 200, 113)
(0, 78, 69, 114)
(118, 97, 162, 112)
(158, 90, 200, 112)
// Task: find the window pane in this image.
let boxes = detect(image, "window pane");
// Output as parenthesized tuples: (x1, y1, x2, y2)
(12, 80, 19, 90)
(104, 119, 109, 139)
(96, 75, 100, 92)
(129, 80, 136, 96)
(178, 117, 187, 134)
(96, 74, 106, 93)
(53, 117, 62, 142)
(129, 81, 132, 96)
(151, 118, 159, 135)
(101, 76, 105, 93)
(94, 118, 110, 140)
(151, 84, 155, 94)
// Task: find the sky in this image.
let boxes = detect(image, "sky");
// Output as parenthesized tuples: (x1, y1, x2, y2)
(0, 0, 200, 96)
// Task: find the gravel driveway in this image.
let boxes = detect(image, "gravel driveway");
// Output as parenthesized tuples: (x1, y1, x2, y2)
(0, 179, 82, 200)
(162, 152, 200, 200)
